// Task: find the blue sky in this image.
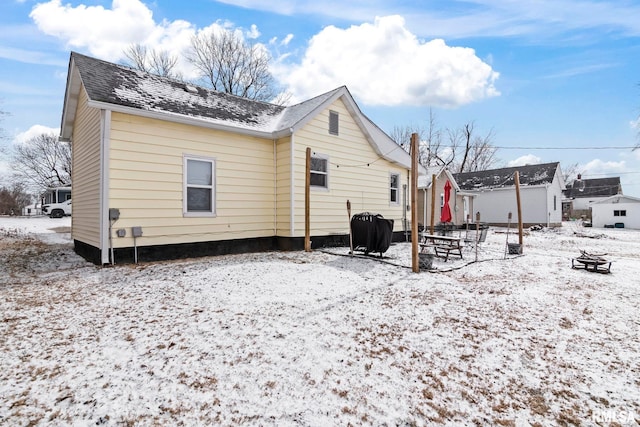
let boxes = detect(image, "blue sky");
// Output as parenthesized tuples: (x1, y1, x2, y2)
(1, 0, 640, 195)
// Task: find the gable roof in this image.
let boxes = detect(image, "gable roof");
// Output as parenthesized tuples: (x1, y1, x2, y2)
(563, 177, 621, 199)
(60, 52, 414, 170)
(589, 194, 640, 205)
(453, 162, 562, 191)
(417, 167, 460, 190)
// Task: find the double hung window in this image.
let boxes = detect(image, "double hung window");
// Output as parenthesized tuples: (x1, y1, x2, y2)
(311, 155, 329, 189)
(184, 155, 215, 216)
(390, 173, 399, 204)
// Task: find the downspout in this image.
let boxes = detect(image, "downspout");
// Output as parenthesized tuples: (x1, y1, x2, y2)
(546, 183, 550, 227)
(289, 130, 295, 236)
(402, 183, 407, 240)
(100, 110, 111, 265)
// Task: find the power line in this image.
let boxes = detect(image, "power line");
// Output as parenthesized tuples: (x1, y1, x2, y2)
(580, 171, 640, 176)
(495, 145, 637, 150)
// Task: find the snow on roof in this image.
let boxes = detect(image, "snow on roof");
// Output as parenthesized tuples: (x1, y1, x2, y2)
(70, 53, 353, 137)
(564, 177, 621, 199)
(62, 52, 413, 169)
(454, 162, 561, 190)
(589, 194, 640, 205)
(73, 52, 285, 133)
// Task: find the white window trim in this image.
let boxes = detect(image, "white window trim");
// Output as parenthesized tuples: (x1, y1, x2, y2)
(390, 172, 400, 205)
(310, 153, 330, 191)
(183, 154, 216, 217)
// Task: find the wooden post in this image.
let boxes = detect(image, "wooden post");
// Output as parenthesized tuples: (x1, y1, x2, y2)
(347, 200, 353, 256)
(305, 147, 311, 252)
(430, 173, 436, 235)
(514, 171, 524, 247)
(411, 133, 419, 273)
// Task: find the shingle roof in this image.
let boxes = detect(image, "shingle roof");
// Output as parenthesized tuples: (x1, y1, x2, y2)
(453, 162, 560, 190)
(563, 177, 621, 199)
(62, 52, 415, 169)
(70, 52, 348, 135)
(72, 52, 287, 132)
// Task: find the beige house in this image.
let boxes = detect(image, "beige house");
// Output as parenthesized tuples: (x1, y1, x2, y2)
(60, 52, 416, 264)
(417, 168, 476, 231)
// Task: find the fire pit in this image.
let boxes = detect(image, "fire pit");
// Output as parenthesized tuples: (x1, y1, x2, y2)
(571, 250, 611, 274)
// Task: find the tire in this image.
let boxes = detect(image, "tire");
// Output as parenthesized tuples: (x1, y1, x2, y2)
(50, 209, 64, 218)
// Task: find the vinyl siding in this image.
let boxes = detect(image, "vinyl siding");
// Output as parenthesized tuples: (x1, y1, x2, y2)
(275, 136, 292, 236)
(71, 87, 102, 247)
(546, 167, 564, 225)
(470, 186, 549, 224)
(108, 113, 275, 247)
(290, 98, 407, 237)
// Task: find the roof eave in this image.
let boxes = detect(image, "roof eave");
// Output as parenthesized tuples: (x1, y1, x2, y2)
(461, 183, 554, 192)
(60, 56, 81, 142)
(284, 87, 418, 172)
(87, 100, 276, 140)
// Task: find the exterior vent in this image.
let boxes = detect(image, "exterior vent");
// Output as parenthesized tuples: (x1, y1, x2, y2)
(185, 84, 198, 94)
(329, 110, 339, 135)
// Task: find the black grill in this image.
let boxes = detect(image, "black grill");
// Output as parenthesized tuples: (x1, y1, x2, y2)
(350, 213, 394, 256)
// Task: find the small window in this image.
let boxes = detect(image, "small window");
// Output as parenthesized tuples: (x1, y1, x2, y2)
(310, 155, 329, 189)
(553, 195, 557, 211)
(614, 210, 626, 217)
(329, 111, 339, 135)
(184, 155, 215, 216)
(390, 173, 400, 204)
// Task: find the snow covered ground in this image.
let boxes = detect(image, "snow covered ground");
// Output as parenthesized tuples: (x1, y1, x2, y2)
(1, 216, 639, 426)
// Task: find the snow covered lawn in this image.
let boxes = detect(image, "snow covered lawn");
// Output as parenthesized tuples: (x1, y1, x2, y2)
(1, 216, 639, 426)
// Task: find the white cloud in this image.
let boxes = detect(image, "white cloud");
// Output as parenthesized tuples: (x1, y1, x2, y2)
(507, 154, 542, 167)
(13, 125, 60, 146)
(579, 158, 628, 178)
(29, 3, 498, 108)
(281, 34, 294, 46)
(246, 24, 261, 39)
(275, 15, 499, 107)
(216, 0, 640, 40)
(29, 0, 269, 81)
(30, 0, 159, 60)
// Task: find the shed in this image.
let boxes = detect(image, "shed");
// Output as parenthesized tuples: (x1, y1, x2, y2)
(590, 195, 640, 229)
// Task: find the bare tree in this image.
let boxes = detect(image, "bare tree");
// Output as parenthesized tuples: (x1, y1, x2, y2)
(187, 29, 277, 102)
(444, 121, 497, 173)
(561, 162, 580, 184)
(390, 110, 449, 168)
(390, 125, 420, 154)
(124, 44, 181, 79)
(11, 132, 71, 193)
(0, 182, 32, 215)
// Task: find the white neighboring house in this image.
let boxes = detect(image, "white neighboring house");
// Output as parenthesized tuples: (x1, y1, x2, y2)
(590, 195, 640, 229)
(417, 167, 476, 228)
(22, 203, 42, 216)
(562, 176, 622, 218)
(454, 162, 566, 227)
